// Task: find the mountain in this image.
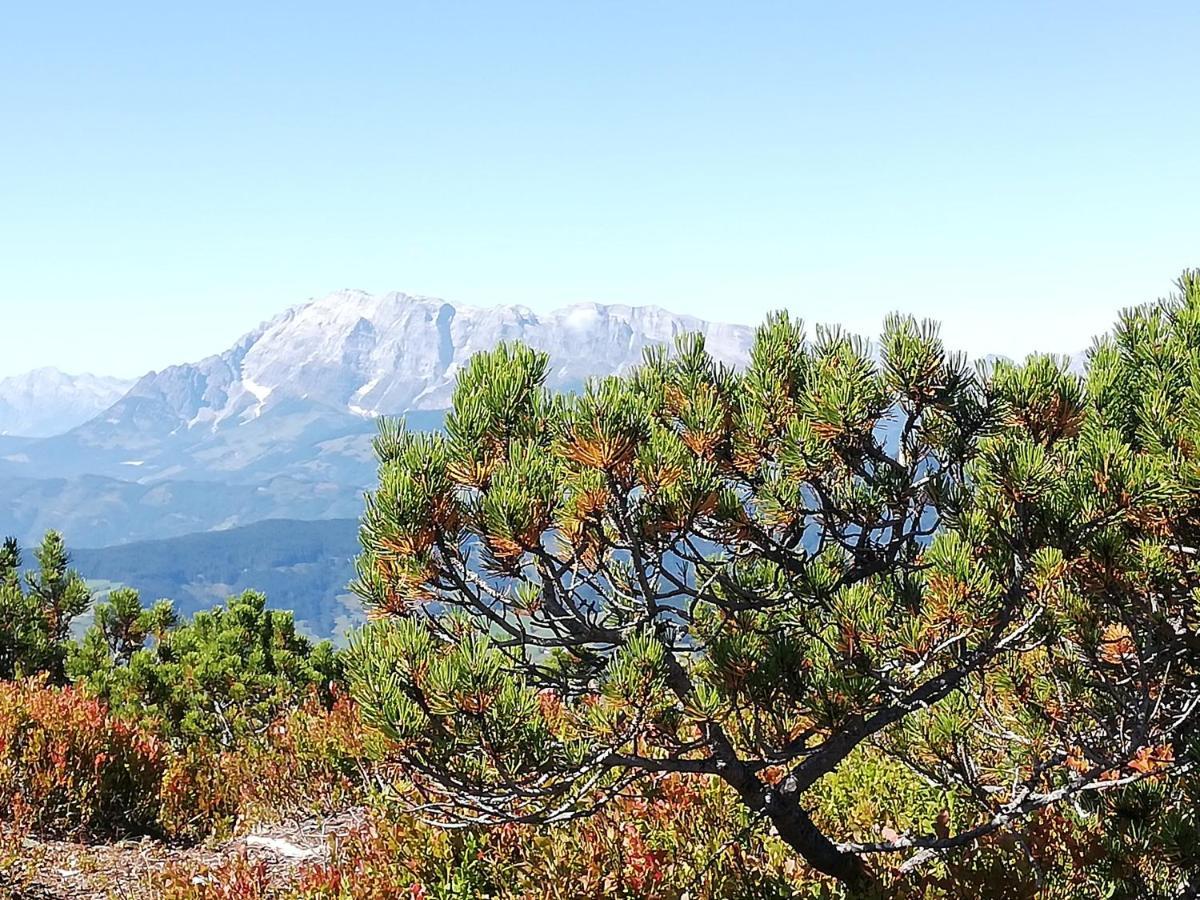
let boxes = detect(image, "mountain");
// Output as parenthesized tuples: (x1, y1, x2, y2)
(0, 292, 756, 546)
(0, 473, 362, 549)
(3, 292, 754, 488)
(0, 291, 1090, 552)
(0, 368, 134, 438)
(70, 518, 362, 641)
(127, 290, 754, 422)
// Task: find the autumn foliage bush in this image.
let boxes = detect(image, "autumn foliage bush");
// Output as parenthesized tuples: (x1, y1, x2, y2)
(0, 540, 367, 846)
(150, 765, 1198, 899)
(0, 666, 1193, 897)
(0, 677, 373, 846)
(158, 689, 374, 841)
(160, 776, 811, 900)
(0, 677, 166, 837)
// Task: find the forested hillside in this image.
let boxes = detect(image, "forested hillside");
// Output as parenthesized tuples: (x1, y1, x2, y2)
(70, 518, 361, 640)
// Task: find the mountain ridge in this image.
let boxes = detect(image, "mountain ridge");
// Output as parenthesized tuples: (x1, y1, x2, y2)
(119, 289, 756, 427)
(0, 368, 134, 438)
(2, 292, 754, 488)
(2, 291, 1091, 553)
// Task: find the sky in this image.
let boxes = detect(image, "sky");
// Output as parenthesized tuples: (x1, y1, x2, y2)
(1, 1, 1197, 379)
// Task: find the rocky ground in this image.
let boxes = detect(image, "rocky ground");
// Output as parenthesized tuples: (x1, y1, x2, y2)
(1, 809, 368, 899)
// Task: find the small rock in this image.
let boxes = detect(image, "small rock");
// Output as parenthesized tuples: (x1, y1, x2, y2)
(243, 835, 319, 860)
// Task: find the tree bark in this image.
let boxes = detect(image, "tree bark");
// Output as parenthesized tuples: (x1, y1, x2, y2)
(712, 750, 874, 890)
(760, 792, 873, 890)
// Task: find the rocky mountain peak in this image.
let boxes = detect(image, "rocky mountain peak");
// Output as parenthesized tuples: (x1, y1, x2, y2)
(129, 290, 756, 430)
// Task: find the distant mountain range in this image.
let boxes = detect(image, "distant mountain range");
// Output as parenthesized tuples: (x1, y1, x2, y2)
(10, 292, 751, 483)
(0, 369, 133, 438)
(1, 291, 754, 546)
(1, 290, 1089, 638)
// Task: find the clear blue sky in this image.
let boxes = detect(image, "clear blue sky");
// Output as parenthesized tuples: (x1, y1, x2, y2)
(2, 1, 1197, 378)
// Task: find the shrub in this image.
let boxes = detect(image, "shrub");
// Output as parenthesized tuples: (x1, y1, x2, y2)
(142, 736, 1196, 897)
(347, 274, 1200, 891)
(158, 689, 374, 841)
(0, 675, 372, 846)
(0, 678, 166, 837)
(157, 851, 273, 900)
(71, 589, 344, 748)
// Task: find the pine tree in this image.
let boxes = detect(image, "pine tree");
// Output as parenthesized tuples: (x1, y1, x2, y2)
(70, 587, 178, 678)
(0, 531, 91, 681)
(346, 274, 1200, 889)
(71, 588, 343, 746)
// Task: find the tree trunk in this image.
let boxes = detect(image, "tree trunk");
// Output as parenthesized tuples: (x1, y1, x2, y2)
(659, 656, 875, 889)
(761, 792, 874, 890)
(714, 755, 874, 891)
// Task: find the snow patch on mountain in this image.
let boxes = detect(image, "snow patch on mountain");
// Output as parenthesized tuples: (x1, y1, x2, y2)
(117, 290, 758, 432)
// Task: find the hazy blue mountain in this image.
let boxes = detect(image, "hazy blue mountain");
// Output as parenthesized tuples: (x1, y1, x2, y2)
(13, 397, 384, 485)
(0, 368, 134, 437)
(0, 473, 362, 548)
(3, 292, 751, 490)
(0, 435, 34, 456)
(1, 291, 1088, 562)
(69, 518, 363, 641)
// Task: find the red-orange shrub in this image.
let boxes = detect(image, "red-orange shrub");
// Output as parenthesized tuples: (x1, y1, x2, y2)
(158, 689, 374, 841)
(157, 850, 273, 900)
(288, 776, 803, 900)
(0, 678, 166, 837)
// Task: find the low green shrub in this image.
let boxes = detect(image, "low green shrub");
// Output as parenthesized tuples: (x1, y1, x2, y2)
(70, 589, 343, 748)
